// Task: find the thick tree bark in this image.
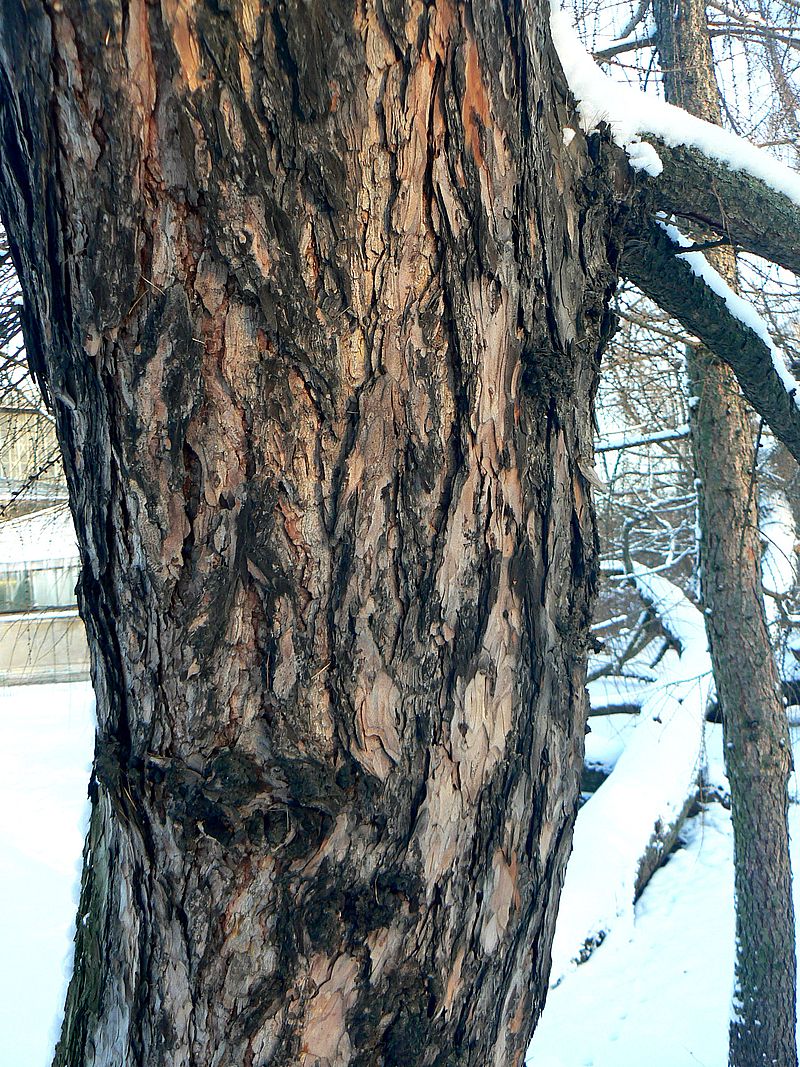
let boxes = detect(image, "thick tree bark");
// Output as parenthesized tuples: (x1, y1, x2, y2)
(652, 4, 798, 1064)
(0, 2, 622, 1064)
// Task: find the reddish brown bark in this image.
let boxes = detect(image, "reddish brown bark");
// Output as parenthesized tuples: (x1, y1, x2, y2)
(0, 1, 622, 1064)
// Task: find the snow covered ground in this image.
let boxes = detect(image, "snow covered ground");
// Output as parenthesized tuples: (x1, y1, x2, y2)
(2, 682, 800, 1067)
(529, 801, 738, 1067)
(531, 796, 800, 1067)
(529, 711, 800, 1066)
(0, 682, 94, 1067)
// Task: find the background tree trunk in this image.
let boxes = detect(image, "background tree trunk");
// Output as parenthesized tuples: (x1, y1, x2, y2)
(652, 4, 798, 1063)
(0, 2, 622, 1064)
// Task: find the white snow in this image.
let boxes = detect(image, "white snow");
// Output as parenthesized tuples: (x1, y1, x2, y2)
(549, 565, 711, 984)
(529, 800, 739, 1067)
(0, 682, 94, 1067)
(658, 220, 800, 403)
(587, 674, 649, 713)
(530, 560, 800, 1064)
(531, 797, 800, 1065)
(632, 566, 708, 650)
(550, 4, 800, 207)
(624, 138, 664, 177)
(584, 712, 640, 774)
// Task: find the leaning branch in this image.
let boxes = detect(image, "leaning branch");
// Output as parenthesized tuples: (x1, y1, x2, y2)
(596, 425, 690, 452)
(552, 8, 800, 275)
(646, 140, 800, 278)
(621, 219, 800, 464)
(550, 564, 708, 983)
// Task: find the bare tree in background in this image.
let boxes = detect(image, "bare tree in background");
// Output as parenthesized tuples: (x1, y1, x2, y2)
(651, 2, 797, 1062)
(0, 225, 64, 515)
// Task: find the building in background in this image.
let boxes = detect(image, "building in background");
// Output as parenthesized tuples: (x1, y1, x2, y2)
(0, 505, 88, 685)
(0, 405, 66, 514)
(0, 229, 85, 684)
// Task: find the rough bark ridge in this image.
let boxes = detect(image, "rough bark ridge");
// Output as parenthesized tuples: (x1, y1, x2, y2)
(0, 2, 622, 1064)
(652, 2, 798, 1063)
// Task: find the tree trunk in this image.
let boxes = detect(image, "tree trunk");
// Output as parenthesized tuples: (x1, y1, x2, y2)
(652, 4, 798, 1064)
(0, 2, 621, 1064)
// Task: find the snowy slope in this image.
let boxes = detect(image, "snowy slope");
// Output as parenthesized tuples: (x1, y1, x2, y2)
(550, 568, 711, 983)
(528, 800, 740, 1067)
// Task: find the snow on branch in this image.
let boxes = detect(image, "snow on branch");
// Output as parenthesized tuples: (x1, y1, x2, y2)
(645, 142, 800, 279)
(596, 425, 690, 453)
(631, 565, 708, 651)
(551, 5, 800, 205)
(552, 6, 800, 276)
(550, 564, 710, 985)
(621, 219, 800, 464)
(662, 221, 800, 390)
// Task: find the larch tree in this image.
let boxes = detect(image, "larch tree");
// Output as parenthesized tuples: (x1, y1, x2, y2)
(3, 1, 800, 1065)
(651, 2, 798, 1063)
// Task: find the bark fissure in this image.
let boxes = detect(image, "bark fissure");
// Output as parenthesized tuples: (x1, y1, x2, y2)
(0, 1, 623, 1064)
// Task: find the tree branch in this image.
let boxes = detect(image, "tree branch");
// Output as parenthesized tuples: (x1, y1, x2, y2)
(643, 139, 800, 277)
(620, 0, 652, 39)
(594, 33, 657, 61)
(550, 13, 800, 274)
(596, 425, 691, 452)
(621, 218, 800, 463)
